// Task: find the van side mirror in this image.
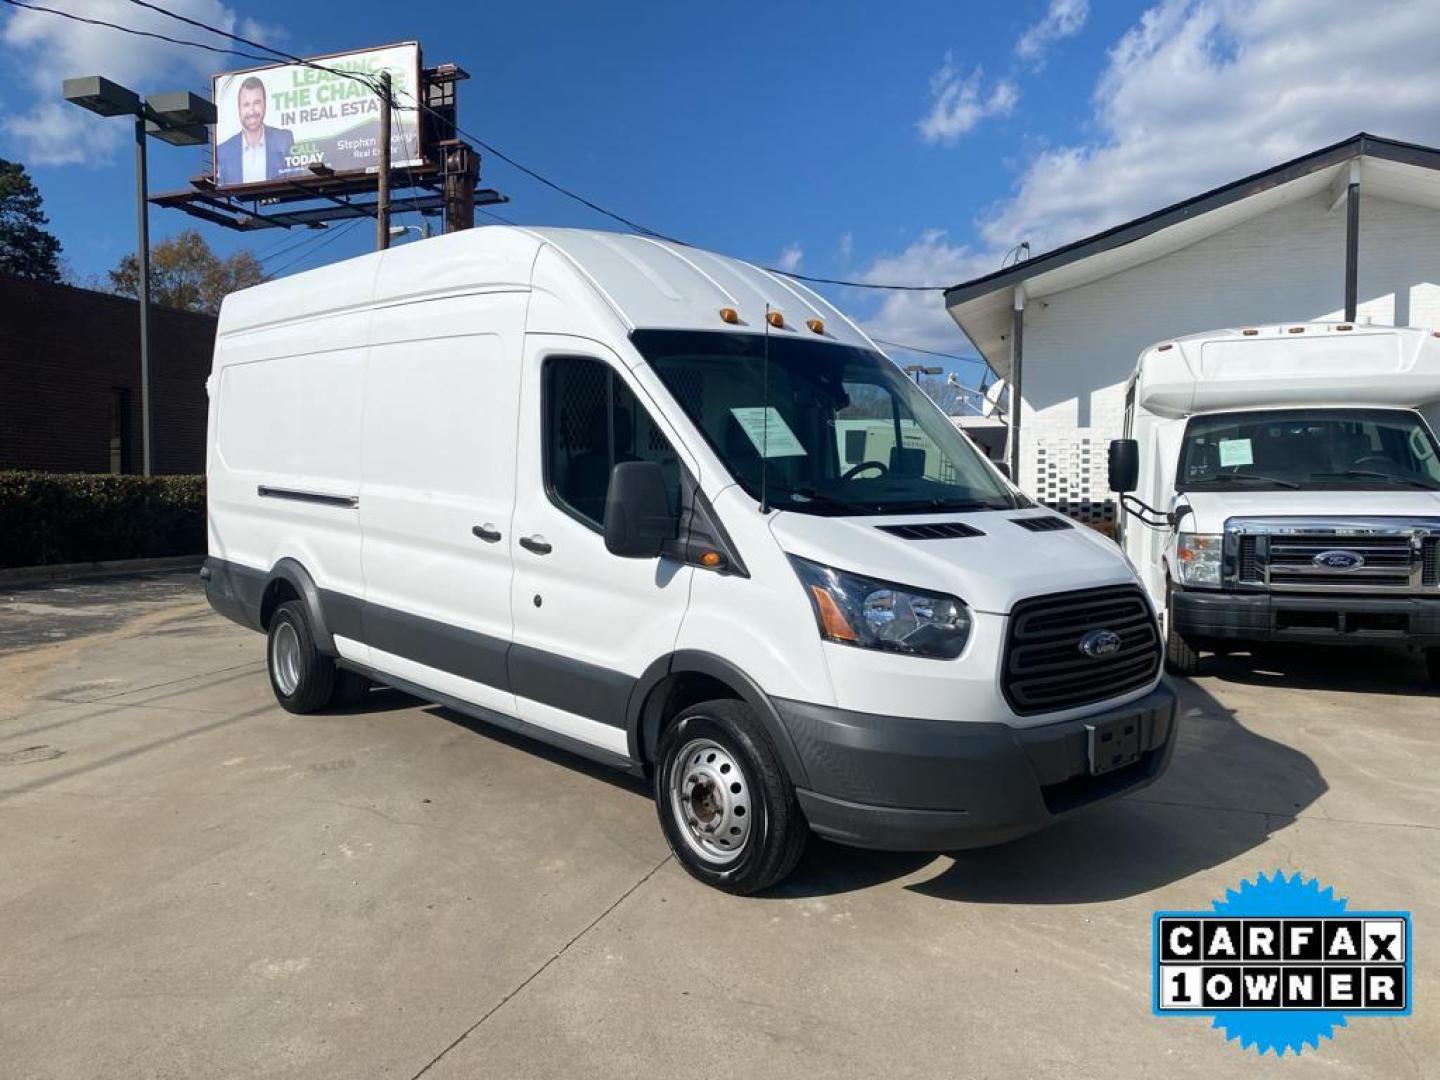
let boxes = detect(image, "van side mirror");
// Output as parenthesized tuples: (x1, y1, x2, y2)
(1108, 439, 1139, 493)
(603, 461, 678, 558)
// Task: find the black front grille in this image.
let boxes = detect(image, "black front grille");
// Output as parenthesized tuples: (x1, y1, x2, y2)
(1003, 585, 1161, 715)
(1238, 536, 1260, 583)
(877, 522, 984, 540)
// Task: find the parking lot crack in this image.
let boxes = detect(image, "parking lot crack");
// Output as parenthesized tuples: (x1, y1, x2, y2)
(407, 853, 673, 1080)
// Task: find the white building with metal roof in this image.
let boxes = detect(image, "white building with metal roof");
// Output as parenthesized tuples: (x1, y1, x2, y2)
(944, 133, 1440, 528)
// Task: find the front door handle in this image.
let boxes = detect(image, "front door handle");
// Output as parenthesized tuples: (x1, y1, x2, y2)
(519, 535, 553, 556)
(472, 524, 502, 543)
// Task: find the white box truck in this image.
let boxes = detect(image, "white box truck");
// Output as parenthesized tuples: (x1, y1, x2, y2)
(1108, 322, 1440, 678)
(203, 226, 1176, 893)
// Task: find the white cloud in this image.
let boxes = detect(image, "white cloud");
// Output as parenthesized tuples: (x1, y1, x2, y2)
(836, 230, 853, 265)
(1016, 0, 1089, 67)
(775, 242, 803, 272)
(1, 0, 285, 166)
(856, 229, 991, 358)
(981, 0, 1440, 255)
(916, 54, 1019, 145)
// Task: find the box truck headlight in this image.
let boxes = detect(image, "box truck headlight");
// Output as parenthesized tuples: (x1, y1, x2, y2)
(1176, 533, 1223, 587)
(789, 556, 970, 659)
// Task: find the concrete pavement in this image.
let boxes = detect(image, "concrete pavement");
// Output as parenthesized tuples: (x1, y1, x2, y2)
(0, 571, 1434, 1078)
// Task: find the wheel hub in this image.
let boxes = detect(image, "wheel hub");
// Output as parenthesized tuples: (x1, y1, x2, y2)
(668, 737, 752, 866)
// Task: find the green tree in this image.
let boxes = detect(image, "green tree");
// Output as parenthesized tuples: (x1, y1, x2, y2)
(108, 228, 266, 314)
(0, 159, 63, 282)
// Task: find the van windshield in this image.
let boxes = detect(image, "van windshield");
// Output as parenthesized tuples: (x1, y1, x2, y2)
(633, 330, 1019, 516)
(1177, 408, 1440, 491)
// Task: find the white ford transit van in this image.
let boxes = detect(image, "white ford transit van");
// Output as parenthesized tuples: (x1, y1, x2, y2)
(203, 226, 1176, 893)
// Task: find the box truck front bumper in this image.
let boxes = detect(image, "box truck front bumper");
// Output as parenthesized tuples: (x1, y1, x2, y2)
(775, 683, 1177, 852)
(1172, 587, 1440, 646)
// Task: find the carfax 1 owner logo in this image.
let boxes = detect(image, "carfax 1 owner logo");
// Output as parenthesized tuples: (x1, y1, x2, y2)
(1153, 871, 1412, 1055)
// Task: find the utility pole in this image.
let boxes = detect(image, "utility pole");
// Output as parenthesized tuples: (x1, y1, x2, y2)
(377, 71, 392, 251)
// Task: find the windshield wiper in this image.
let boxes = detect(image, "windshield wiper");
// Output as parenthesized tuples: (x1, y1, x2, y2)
(763, 483, 875, 514)
(1308, 470, 1440, 490)
(1197, 473, 1301, 490)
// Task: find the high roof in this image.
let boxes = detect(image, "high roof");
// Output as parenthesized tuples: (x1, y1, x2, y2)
(220, 225, 874, 350)
(944, 133, 1440, 374)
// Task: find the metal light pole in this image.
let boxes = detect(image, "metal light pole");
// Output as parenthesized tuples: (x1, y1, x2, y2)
(133, 113, 152, 475)
(63, 78, 215, 476)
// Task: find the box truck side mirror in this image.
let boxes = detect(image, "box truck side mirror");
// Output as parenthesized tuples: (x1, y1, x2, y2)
(603, 461, 679, 558)
(1108, 439, 1140, 493)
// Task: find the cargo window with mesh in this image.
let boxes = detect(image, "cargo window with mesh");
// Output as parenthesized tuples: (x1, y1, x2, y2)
(544, 355, 681, 531)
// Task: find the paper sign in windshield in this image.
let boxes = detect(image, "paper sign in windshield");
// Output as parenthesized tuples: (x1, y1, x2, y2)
(1218, 438, 1254, 468)
(730, 407, 807, 458)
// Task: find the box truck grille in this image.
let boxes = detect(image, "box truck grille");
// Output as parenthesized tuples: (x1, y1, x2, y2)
(1238, 535, 1260, 584)
(1425, 538, 1439, 586)
(1002, 586, 1160, 716)
(1266, 534, 1414, 589)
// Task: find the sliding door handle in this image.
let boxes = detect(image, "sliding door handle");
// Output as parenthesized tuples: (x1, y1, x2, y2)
(518, 535, 552, 555)
(472, 524, 502, 543)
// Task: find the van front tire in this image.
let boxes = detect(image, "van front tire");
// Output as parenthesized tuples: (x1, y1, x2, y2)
(655, 699, 807, 895)
(266, 600, 338, 713)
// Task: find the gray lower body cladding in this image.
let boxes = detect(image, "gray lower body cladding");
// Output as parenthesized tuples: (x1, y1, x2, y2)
(778, 684, 1178, 851)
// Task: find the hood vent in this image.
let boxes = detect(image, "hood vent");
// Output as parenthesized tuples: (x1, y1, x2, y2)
(877, 522, 984, 540)
(1011, 515, 1074, 533)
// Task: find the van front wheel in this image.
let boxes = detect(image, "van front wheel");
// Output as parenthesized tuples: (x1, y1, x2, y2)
(267, 600, 338, 713)
(655, 700, 807, 895)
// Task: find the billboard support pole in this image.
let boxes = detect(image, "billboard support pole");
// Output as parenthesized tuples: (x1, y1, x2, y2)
(377, 72, 392, 251)
(134, 113, 153, 477)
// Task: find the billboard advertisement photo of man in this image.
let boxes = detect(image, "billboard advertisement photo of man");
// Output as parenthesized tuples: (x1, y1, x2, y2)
(215, 76, 294, 186)
(211, 44, 423, 193)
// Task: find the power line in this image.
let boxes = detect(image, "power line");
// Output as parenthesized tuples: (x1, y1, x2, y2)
(0, 0, 274, 63)
(872, 339, 985, 365)
(47, 0, 951, 292)
(267, 218, 362, 276)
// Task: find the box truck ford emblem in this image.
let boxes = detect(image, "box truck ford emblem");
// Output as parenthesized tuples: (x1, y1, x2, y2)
(1078, 629, 1123, 658)
(1313, 550, 1365, 571)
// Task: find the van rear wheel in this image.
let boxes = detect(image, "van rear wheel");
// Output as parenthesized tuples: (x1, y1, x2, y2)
(655, 699, 807, 895)
(267, 600, 338, 713)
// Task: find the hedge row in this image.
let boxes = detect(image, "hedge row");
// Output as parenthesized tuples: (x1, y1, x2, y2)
(0, 472, 205, 569)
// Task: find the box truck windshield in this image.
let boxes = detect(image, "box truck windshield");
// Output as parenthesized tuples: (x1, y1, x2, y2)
(1177, 408, 1440, 492)
(633, 329, 1018, 516)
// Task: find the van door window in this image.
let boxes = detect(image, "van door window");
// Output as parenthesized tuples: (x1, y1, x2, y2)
(544, 355, 682, 530)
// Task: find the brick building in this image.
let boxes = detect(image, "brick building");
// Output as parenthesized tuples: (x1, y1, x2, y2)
(0, 274, 216, 474)
(943, 133, 1440, 527)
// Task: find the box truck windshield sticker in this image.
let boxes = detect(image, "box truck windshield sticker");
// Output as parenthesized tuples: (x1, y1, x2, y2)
(1218, 438, 1254, 467)
(730, 407, 807, 458)
(1154, 871, 1412, 1056)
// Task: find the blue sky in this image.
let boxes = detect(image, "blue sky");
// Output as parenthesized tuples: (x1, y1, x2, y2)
(6, 0, 1440, 382)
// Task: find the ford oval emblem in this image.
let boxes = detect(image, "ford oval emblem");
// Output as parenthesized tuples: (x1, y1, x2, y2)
(1313, 549, 1365, 571)
(1078, 629, 1123, 659)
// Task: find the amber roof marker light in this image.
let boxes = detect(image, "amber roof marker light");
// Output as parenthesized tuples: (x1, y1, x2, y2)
(719, 306, 740, 324)
(806, 318, 825, 334)
(767, 310, 785, 329)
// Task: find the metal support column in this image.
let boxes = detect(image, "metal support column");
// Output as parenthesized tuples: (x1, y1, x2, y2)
(1344, 159, 1360, 322)
(134, 114, 153, 476)
(1008, 286, 1025, 484)
(443, 143, 479, 233)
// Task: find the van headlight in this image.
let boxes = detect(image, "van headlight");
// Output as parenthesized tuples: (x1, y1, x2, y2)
(788, 556, 970, 659)
(1176, 533, 1222, 587)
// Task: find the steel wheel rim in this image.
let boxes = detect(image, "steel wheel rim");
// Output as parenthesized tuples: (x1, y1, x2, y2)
(667, 736, 753, 866)
(271, 621, 302, 696)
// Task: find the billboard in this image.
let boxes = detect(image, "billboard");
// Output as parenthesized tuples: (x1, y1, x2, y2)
(211, 42, 424, 190)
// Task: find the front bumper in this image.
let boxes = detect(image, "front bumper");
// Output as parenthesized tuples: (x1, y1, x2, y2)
(775, 683, 1177, 852)
(1172, 588, 1440, 646)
